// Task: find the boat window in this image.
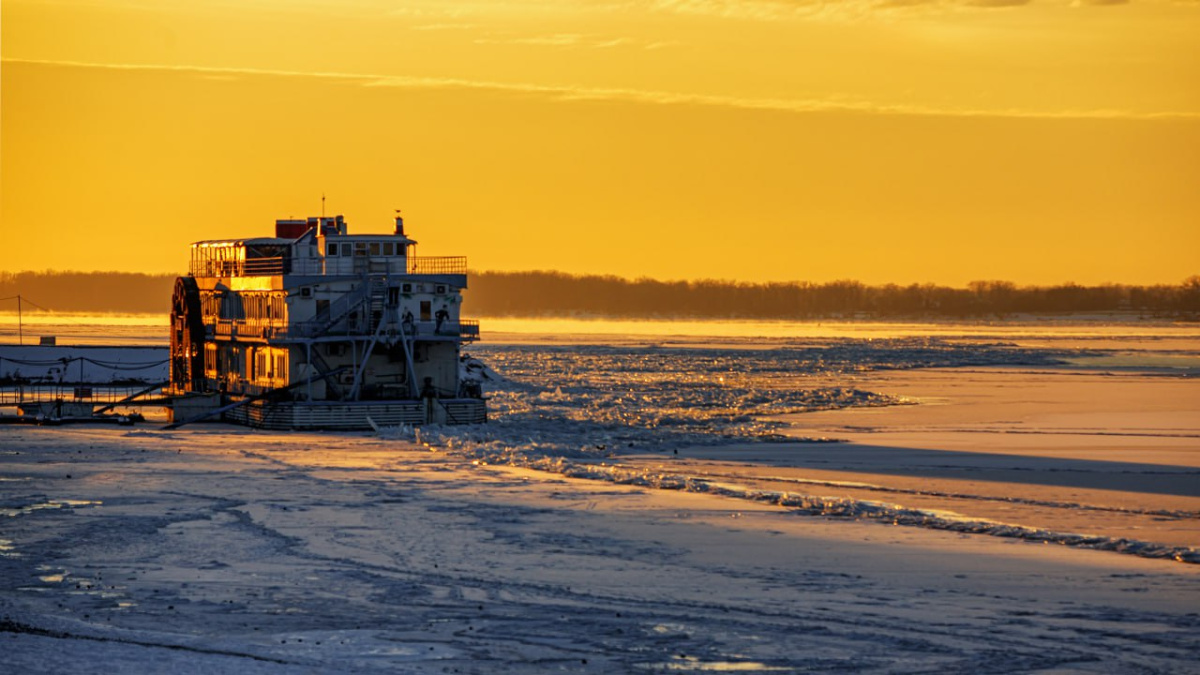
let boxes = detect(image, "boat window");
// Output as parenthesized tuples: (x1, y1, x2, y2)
(341, 243, 352, 257)
(354, 242, 368, 257)
(327, 243, 338, 256)
(383, 242, 394, 256)
(370, 242, 381, 256)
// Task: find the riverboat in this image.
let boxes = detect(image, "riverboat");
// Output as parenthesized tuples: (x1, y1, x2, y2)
(167, 213, 486, 429)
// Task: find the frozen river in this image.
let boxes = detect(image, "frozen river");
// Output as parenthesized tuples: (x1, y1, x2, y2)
(2, 318, 1199, 672)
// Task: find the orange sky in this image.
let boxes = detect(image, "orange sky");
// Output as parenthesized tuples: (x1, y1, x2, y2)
(2, 0, 1198, 286)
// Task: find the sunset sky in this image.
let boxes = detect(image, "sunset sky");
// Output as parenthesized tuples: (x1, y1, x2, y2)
(2, 0, 1198, 286)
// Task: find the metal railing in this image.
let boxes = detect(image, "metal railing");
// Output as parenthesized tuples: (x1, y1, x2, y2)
(0, 384, 163, 406)
(407, 256, 468, 275)
(407, 319, 480, 341)
(191, 256, 464, 278)
(209, 321, 285, 340)
(190, 257, 290, 278)
(458, 319, 481, 340)
(243, 257, 289, 276)
(189, 261, 240, 278)
(283, 318, 480, 341)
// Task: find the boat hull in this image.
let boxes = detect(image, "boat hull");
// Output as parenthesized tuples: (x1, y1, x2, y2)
(222, 397, 487, 430)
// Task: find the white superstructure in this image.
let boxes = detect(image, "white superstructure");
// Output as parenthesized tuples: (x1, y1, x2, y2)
(169, 213, 485, 429)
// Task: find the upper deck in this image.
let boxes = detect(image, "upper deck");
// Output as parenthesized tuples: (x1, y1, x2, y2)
(188, 215, 467, 280)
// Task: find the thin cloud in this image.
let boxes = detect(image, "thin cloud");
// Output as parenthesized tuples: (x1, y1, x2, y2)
(637, 0, 1138, 20)
(872, 0, 939, 7)
(473, 33, 633, 48)
(410, 23, 480, 31)
(5, 57, 1196, 121)
(961, 0, 1031, 6)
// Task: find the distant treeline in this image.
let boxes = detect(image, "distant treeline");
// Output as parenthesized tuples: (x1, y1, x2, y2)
(3, 270, 1199, 319)
(468, 271, 1200, 320)
(0, 271, 177, 314)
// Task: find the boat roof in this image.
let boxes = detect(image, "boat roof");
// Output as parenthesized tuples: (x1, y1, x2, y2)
(191, 233, 416, 247)
(191, 238, 294, 248)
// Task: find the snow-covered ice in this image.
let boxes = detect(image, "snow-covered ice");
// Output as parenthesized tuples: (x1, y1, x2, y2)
(2, 331, 1199, 673)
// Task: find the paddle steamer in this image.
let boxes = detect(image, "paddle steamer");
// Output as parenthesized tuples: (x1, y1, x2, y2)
(168, 213, 485, 429)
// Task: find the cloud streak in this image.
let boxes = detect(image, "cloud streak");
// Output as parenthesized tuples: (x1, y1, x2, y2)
(960, 0, 1031, 7)
(472, 33, 635, 48)
(5, 57, 1196, 121)
(636, 0, 1137, 21)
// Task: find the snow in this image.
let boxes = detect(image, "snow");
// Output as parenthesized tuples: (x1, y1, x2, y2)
(3, 329, 1200, 673)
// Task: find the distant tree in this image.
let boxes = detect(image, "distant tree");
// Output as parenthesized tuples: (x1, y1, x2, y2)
(4, 270, 1197, 320)
(1179, 276, 1200, 317)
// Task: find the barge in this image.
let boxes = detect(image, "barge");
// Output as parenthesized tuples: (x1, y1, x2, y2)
(168, 212, 486, 430)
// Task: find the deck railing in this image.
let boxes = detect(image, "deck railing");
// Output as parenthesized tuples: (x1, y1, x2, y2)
(458, 319, 481, 340)
(243, 257, 289, 276)
(209, 320, 286, 340)
(0, 384, 163, 406)
(407, 256, 468, 275)
(190, 256, 465, 278)
(405, 319, 480, 341)
(283, 318, 480, 341)
(190, 257, 290, 278)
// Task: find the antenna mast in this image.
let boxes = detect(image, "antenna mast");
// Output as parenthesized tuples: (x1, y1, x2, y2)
(321, 193, 326, 217)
